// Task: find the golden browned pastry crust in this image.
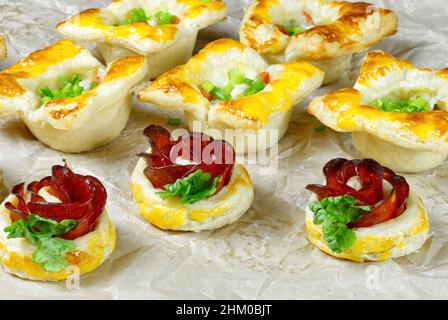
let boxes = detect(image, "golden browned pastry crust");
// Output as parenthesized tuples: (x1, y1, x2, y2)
(240, 0, 398, 61)
(138, 38, 324, 127)
(57, 0, 227, 55)
(0, 40, 147, 153)
(308, 51, 448, 172)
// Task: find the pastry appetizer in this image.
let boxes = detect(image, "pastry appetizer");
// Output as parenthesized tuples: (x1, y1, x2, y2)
(305, 158, 429, 262)
(0, 40, 147, 153)
(240, 0, 398, 84)
(0, 165, 116, 281)
(0, 33, 6, 60)
(131, 125, 254, 231)
(308, 51, 448, 173)
(138, 39, 324, 154)
(57, 0, 227, 80)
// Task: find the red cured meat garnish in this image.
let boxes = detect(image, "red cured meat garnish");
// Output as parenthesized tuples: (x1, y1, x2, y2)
(275, 24, 290, 36)
(139, 125, 235, 195)
(303, 11, 315, 26)
(306, 158, 409, 228)
(260, 72, 270, 84)
(199, 87, 213, 101)
(5, 166, 107, 240)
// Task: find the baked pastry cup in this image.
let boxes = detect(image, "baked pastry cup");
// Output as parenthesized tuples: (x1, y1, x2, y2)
(0, 33, 7, 60)
(305, 158, 429, 262)
(0, 40, 147, 153)
(308, 51, 448, 173)
(138, 39, 324, 154)
(57, 0, 227, 80)
(240, 0, 398, 84)
(0, 166, 116, 281)
(131, 125, 254, 232)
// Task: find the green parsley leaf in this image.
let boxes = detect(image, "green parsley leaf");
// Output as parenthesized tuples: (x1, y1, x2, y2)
(32, 237, 76, 273)
(4, 214, 77, 272)
(371, 96, 430, 113)
(309, 195, 371, 253)
(167, 118, 182, 126)
(200, 0, 213, 3)
(157, 169, 220, 204)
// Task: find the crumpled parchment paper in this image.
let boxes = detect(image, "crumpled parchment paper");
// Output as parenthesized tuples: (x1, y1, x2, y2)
(0, 0, 447, 300)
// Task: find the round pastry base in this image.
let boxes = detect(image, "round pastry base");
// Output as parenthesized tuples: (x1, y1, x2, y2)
(131, 159, 254, 232)
(186, 108, 293, 155)
(0, 204, 116, 282)
(24, 96, 132, 153)
(352, 132, 448, 173)
(305, 192, 429, 262)
(98, 31, 198, 81)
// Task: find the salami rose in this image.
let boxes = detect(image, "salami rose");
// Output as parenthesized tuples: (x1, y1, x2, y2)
(5, 166, 107, 240)
(306, 158, 409, 228)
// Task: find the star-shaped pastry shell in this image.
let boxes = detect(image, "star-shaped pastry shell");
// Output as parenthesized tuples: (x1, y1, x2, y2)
(0, 40, 147, 153)
(306, 191, 429, 262)
(0, 193, 116, 281)
(57, 0, 227, 80)
(138, 38, 324, 154)
(240, 0, 398, 84)
(308, 51, 448, 173)
(0, 33, 6, 61)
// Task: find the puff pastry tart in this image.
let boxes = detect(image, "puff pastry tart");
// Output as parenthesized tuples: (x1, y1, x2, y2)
(131, 125, 254, 232)
(308, 51, 448, 173)
(0, 165, 116, 281)
(0, 33, 6, 60)
(0, 40, 147, 153)
(305, 158, 429, 262)
(240, 0, 398, 84)
(57, 0, 227, 80)
(138, 39, 324, 154)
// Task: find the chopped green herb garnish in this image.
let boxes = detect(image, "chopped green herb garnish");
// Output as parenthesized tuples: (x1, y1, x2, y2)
(90, 81, 99, 89)
(200, 0, 213, 3)
(4, 214, 77, 272)
(309, 195, 371, 253)
(244, 76, 266, 96)
(211, 86, 232, 101)
(157, 169, 220, 204)
(38, 73, 97, 105)
(154, 10, 175, 25)
(167, 118, 182, 126)
(119, 8, 149, 25)
(371, 96, 430, 113)
(119, 8, 177, 26)
(314, 124, 327, 132)
(283, 25, 306, 36)
(200, 80, 215, 93)
(228, 69, 247, 85)
(199, 69, 267, 101)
